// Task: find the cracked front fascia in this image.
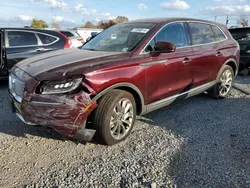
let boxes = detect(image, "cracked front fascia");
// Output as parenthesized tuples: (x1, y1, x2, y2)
(20, 87, 98, 137)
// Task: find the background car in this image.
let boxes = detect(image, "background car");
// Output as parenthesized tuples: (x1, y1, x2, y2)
(0, 28, 72, 78)
(59, 30, 84, 48)
(229, 27, 250, 75)
(74, 28, 103, 43)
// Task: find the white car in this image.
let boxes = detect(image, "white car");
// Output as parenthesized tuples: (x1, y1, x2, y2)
(59, 30, 84, 48)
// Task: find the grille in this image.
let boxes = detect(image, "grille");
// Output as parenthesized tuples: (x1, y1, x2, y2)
(9, 74, 25, 103)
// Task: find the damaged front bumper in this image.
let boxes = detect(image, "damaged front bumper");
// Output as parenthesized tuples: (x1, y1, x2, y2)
(9, 91, 98, 142)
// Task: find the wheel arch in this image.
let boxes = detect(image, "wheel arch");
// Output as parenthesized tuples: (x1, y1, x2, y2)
(92, 82, 145, 115)
(216, 58, 238, 81)
(224, 58, 238, 77)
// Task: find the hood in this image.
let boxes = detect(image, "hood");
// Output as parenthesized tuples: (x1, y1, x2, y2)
(16, 48, 131, 80)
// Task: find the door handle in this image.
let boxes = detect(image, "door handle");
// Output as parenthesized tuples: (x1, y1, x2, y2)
(36, 48, 47, 52)
(216, 51, 223, 56)
(182, 58, 191, 64)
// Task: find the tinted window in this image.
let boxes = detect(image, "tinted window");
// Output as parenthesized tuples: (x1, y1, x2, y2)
(8, 31, 38, 47)
(189, 23, 216, 45)
(37, 33, 57, 44)
(61, 31, 74, 37)
(229, 28, 250, 41)
(145, 22, 187, 52)
(212, 25, 226, 41)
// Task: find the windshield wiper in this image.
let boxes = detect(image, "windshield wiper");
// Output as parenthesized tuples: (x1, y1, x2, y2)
(83, 48, 96, 51)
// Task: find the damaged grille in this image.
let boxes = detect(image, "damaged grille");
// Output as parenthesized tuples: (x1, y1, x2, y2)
(9, 74, 25, 103)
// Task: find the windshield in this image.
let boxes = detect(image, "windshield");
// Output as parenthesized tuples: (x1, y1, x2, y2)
(229, 29, 250, 41)
(82, 23, 157, 52)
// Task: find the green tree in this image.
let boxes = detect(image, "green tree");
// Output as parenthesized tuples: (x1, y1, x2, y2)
(30, 19, 48, 28)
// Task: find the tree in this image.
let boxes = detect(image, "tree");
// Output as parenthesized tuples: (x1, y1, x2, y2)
(83, 21, 96, 28)
(237, 15, 248, 27)
(30, 19, 48, 28)
(51, 23, 60, 29)
(39, 20, 48, 28)
(115, 16, 129, 24)
(97, 20, 116, 29)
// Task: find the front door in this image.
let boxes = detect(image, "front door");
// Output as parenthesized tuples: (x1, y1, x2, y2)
(5, 30, 42, 69)
(141, 22, 194, 105)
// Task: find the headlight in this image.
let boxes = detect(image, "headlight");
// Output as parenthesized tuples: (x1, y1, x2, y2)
(40, 78, 82, 95)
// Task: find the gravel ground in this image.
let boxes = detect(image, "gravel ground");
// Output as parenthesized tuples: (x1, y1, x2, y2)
(1, 77, 250, 188)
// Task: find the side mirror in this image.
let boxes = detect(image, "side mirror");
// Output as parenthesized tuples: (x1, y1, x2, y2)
(153, 41, 176, 55)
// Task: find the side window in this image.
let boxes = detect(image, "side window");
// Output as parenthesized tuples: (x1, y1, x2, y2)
(8, 31, 38, 47)
(37, 33, 57, 45)
(145, 22, 187, 52)
(188, 22, 216, 45)
(211, 25, 226, 41)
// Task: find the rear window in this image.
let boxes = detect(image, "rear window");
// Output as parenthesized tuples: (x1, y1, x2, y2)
(37, 33, 58, 45)
(8, 31, 38, 47)
(61, 31, 75, 37)
(229, 28, 250, 41)
(188, 22, 216, 45)
(212, 25, 226, 41)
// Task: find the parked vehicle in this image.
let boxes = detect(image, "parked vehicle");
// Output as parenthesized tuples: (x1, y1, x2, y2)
(75, 28, 103, 43)
(0, 28, 72, 78)
(58, 30, 84, 48)
(9, 18, 240, 145)
(229, 27, 250, 74)
(85, 32, 100, 43)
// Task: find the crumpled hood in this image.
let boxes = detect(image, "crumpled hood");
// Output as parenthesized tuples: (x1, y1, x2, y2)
(16, 48, 130, 80)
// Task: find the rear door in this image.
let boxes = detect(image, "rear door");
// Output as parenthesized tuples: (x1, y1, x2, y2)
(5, 30, 42, 69)
(187, 22, 224, 88)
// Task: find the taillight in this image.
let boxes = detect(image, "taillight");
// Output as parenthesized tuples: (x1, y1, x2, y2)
(64, 38, 72, 48)
(57, 31, 72, 49)
(77, 38, 84, 43)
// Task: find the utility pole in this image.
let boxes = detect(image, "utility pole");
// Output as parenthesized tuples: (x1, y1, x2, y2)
(215, 16, 217, 22)
(226, 14, 229, 26)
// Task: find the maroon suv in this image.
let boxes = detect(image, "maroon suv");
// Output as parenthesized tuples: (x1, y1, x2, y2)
(9, 18, 240, 145)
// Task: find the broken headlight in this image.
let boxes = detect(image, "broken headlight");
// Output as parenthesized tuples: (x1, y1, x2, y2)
(40, 78, 83, 95)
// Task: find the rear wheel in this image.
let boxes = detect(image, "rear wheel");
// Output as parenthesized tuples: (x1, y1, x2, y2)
(210, 65, 234, 99)
(92, 89, 136, 145)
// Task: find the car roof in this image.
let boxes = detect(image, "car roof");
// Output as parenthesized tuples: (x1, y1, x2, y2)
(228, 27, 250, 30)
(0, 27, 58, 32)
(127, 17, 225, 26)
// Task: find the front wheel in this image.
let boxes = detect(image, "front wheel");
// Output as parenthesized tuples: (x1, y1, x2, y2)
(210, 65, 234, 99)
(92, 89, 136, 145)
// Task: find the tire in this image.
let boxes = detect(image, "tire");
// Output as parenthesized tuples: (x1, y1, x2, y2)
(92, 89, 136, 145)
(209, 65, 234, 99)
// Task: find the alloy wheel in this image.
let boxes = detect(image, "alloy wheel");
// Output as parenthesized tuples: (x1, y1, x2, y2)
(110, 98, 134, 140)
(219, 69, 233, 96)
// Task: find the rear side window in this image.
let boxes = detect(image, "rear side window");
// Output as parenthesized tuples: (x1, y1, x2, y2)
(8, 31, 38, 47)
(212, 25, 226, 41)
(61, 31, 74, 37)
(37, 33, 57, 45)
(188, 22, 216, 45)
